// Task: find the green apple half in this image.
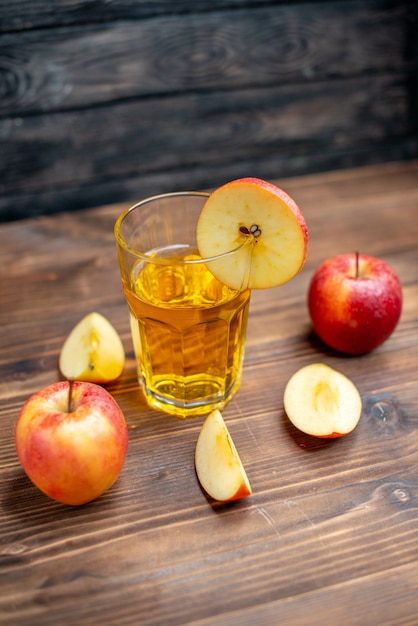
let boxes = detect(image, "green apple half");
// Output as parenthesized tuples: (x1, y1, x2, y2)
(196, 178, 308, 290)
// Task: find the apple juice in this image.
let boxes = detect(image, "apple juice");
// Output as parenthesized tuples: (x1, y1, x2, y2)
(123, 245, 250, 417)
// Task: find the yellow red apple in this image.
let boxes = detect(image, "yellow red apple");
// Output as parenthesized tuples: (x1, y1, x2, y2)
(284, 363, 362, 438)
(308, 253, 402, 354)
(195, 409, 252, 502)
(59, 312, 125, 383)
(15, 380, 128, 505)
(196, 177, 308, 290)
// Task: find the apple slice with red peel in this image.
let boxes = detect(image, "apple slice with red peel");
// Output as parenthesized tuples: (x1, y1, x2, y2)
(196, 178, 308, 290)
(59, 312, 125, 383)
(283, 363, 362, 438)
(195, 409, 252, 502)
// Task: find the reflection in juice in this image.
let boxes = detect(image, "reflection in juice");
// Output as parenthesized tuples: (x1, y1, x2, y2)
(123, 246, 250, 417)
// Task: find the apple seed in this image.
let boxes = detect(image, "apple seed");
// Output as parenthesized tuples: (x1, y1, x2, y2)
(239, 224, 262, 238)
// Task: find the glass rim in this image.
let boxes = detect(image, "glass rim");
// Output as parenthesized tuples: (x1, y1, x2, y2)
(114, 190, 251, 265)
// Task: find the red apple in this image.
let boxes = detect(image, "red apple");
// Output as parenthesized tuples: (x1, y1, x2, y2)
(15, 380, 128, 505)
(308, 253, 402, 355)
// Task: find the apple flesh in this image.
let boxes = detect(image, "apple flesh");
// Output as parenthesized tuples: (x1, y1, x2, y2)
(308, 253, 402, 355)
(283, 363, 362, 438)
(195, 410, 252, 502)
(59, 312, 125, 383)
(15, 380, 128, 505)
(196, 178, 308, 290)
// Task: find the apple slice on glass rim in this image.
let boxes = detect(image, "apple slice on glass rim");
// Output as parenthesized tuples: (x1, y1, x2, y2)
(196, 178, 308, 290)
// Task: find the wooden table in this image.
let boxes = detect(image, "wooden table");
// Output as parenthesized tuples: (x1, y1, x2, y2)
(1, 161, 418, 626)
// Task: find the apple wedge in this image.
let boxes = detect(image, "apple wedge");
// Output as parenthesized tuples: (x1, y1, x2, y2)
(59, 312, 125, 383)
(283, 363, 362, 438)
(196, 178, 308, 290)
(195, 410, 252, 502)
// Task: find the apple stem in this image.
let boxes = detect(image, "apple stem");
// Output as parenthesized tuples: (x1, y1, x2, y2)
(355, 251, 360, 278)
(67, 378, 75, 413)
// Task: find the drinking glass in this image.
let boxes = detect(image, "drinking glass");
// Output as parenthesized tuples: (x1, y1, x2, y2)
(114, 192, 251, 418)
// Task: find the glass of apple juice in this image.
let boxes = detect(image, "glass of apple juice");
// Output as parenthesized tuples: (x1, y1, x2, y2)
(114, 192, 251, 418)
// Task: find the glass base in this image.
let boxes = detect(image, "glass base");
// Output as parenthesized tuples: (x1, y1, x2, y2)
(139, 375, 242, 418)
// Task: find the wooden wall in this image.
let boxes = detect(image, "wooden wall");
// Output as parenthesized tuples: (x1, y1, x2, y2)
(1, 0, 417, 221)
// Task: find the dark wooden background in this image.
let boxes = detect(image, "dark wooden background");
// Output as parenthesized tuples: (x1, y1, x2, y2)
(1, 0, 417, 222)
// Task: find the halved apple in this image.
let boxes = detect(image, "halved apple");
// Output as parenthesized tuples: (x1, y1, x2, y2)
(195, 409, 252, 502)
(196, 178, 308, 290)
(283, 363, 362, 438)
(59, 312, 125, 383)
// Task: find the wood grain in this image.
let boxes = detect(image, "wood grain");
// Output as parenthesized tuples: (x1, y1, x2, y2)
(1, 0, 417, 221)
(0, 0, 300, 32)
(0, 73, 413, 222)
(0, 3, 406, 115)
(0, 161, 418, 625)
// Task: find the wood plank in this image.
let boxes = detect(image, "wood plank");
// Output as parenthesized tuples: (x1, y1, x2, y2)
(0, 0, 292, 32)
(193, 561, 418, 625)
(0, 74, 410, 193)
(3, 137, 418, 223)
(1, 0, 416, 221)
(0, 162, 417, 625)
(0, 1, 407, 115)
(0, 0, 401, 32)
